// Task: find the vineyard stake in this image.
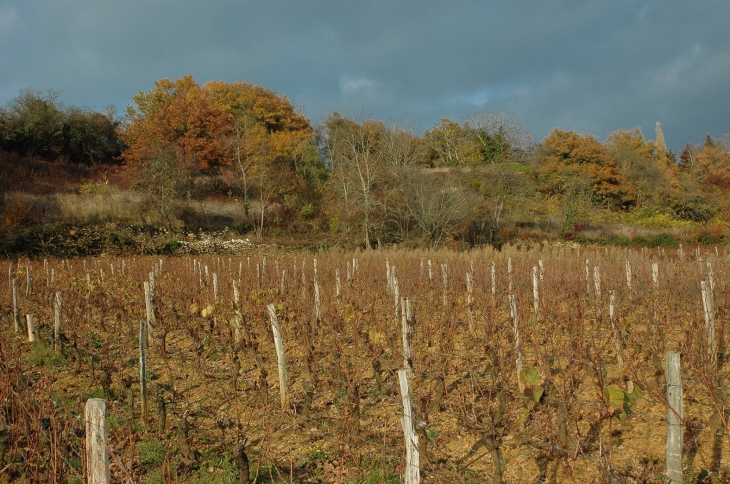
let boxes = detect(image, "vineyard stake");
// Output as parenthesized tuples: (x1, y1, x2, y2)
(267, 304, 289, 410)
(532, 266, 539, 317)
(12, 279, 19, 333)
(398, 369, 420, 484)
(665, 352, 683, 484)
(139, 319, 148, 426)
(26, 314, 36, 343)
(508, 295, 524, 392)
(85, 398, 110, 484)
(608, 290, 623, 368)
(700, 281, 717, 365)
(401, 298, 412, 377)
(54, 292, 62, 354)
(143, 282, 155, 344)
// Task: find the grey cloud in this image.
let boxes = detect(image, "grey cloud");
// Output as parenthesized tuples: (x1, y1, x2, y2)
(1, 1, 728, 150)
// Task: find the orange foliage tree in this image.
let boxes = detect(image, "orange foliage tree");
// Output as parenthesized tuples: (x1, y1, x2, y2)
(121, 75, 319, 232)
(538, 129, 635, 209)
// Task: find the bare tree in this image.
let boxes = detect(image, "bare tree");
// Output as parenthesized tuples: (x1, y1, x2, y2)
(464, 111, 534, 163)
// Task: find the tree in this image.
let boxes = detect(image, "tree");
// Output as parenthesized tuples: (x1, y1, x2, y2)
(320, 113, 414, 247)
(606, 127, 677, 207)
(135, 147, 191, 230)
(207, 80, 315, 217)
(537, 129, 634, 209)
(404, 171, 474, 246)
(464, 111, 534, 164)
(423, 118, 480, 167)
(0, 89, 123, 165)
(122, 75, 226, 172)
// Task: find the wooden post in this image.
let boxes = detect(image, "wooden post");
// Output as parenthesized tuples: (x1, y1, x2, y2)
(700, 281, 717, 364)
(139, 320, 148, 426)
(143, 282, 155, 344)
(314, 281, 322, 323)
(398, 369, 420, 484)
(593, 266, 602, 318)
(625, 259, 632, 294)
(707, 262, 715, 293)
(665, 352, 683, 484)
(213, 272, 219, 304)
(267, 304, 289, 410)
(532, 266, 539, 316)
(491, 261, 496, 302)
(508, 295, 524, 392)
(507, 258, 513, 293)
(25, 265, 31, 297)
(335, 268, 342, 302)
(441, 264, 448, 307)
(233, 280, 242, 347)
(393, 275, 400, 323)
(54, 292, 62, 354)
(85, 398, 110, 484)
(401, 298, 412, 377)
(12, 279, 19, 333)
(26, 314, 37, 342)
(609, 290, 624, 368)
(427, 260, 433, 282)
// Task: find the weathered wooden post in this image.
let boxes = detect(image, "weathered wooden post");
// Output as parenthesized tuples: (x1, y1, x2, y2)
(267, 304, 289, 410)
(491, 261, 496, 303)
(665, 352, 683, 484)
(85, 398, 110, 484)
(609, 290, 624, 368)
(401, 297, 412, 377)
(25, 265, 31, 297)
(427, 260, 433, 282)
(213, 272, 220, 304)
(12, 279, 19, 333)
(233, 280, 243, 348)
(700, 281, 717, 365)
(139, 320, 148, 426)
(393, 274, 400, 323)
(398, 369, 420, 484)
(593, 266, 602, 318)
(507, 258, 513, 293)
(441, 263, 448, 307)
(508, 295, 524, 392)
(532, 266, 539, 316)
(26, 314, 37, 342)
(143, 282, 155, 344)
(314, 281, 322, 323)
(54, 292, 62, 354)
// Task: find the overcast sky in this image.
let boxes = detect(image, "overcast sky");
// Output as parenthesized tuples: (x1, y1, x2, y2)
(2, 1, 729, 151)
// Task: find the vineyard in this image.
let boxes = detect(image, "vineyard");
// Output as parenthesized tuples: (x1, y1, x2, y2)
(1, 244, 729, 483)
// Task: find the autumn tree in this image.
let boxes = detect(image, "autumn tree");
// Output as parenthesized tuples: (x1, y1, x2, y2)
(606, 127, 678, 207)
(207, 80, 316, 217)
(123, 76, 226, 173)
(423, 118, 480, 167)
(537, 129, 634, 209)
(122, 75, 321, 234)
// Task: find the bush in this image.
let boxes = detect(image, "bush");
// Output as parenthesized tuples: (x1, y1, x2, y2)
(649, 232, 678, 248)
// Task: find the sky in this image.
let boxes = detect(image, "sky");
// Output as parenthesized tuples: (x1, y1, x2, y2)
(1, 1, 729, 151)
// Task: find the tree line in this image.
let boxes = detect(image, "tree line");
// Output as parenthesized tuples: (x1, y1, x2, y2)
(1, 76, 729, 247)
